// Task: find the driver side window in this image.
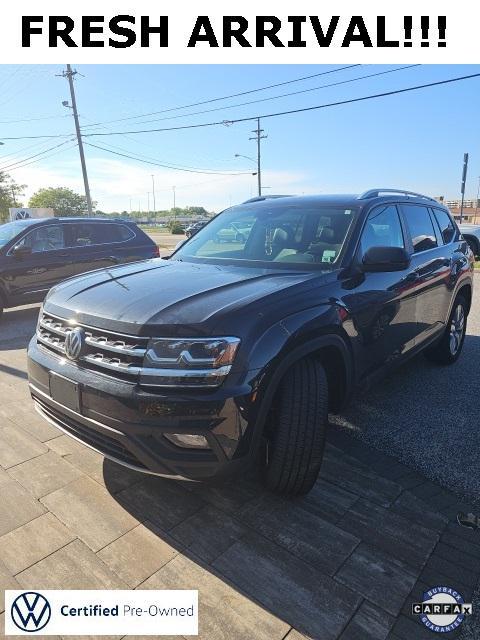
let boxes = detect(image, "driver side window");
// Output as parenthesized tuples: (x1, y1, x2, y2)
(360, 205, 404, 256)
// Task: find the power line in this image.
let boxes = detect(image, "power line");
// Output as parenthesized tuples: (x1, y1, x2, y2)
(78, 116, 231, 170)
(85, 137, 253, 173)
(82, 64, 419, 129)
(78, 72, 480, 138)
(1, 142, 77, 173)
(0, 139, 75, 172)
(83, 141, 257, 175)
(3, 71, 480, 143)
(81, 65, 360, 128)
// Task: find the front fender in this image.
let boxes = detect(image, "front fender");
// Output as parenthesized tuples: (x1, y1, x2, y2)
(243, 306, 353, 457)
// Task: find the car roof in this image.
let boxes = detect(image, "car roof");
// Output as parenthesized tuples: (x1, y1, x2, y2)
(236, 193, 449, 211)
(9, 217, 133, 225)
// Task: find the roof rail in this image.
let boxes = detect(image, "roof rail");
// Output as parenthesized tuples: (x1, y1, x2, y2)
(357, 189, 437, 203)
(242, 194, 292, 204)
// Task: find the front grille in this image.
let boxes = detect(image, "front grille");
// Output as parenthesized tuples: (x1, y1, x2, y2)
(35, 398, 147, 469)
(37, 312, 148, 381)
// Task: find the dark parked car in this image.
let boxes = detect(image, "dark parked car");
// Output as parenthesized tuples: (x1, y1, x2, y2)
(185, 221, 208, 238)
(0, 217, 158, 318)
(27, 190, 474, 495)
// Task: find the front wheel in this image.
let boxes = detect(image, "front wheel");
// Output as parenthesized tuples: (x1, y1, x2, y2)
(424, 295, 467, 364)
(263, 358, 328, 496)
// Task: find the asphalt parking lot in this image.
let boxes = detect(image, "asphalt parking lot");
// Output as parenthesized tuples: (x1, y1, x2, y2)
(0, 275, 479, 640)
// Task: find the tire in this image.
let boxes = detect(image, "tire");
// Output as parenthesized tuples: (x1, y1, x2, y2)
(263, 357, 328, 496)
(424, 294, 467, 365)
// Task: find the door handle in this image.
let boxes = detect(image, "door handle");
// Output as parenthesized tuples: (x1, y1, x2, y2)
(107, 256, 120, 263)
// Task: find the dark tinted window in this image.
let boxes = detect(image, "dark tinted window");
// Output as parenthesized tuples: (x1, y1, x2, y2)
(433, 209, 455, 244)
(401, 205, 437, 253)
(18, 225, 65, 253)
(360, 205, 404, 255)
(67, 223, 133, 247)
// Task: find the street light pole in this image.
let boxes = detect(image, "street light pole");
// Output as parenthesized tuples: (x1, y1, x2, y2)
(61, 65, 93, 216)
(151, 175, 156, 216)
(475, 176, 480, 224)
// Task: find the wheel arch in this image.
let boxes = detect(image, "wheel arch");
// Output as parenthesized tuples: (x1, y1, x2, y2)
(457, 282, 472, 315)
(250, 333, 353, 454)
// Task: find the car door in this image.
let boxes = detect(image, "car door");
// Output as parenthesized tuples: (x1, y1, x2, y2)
(399, 204, 452, 345)
(4, 223, 72, 303)
(64, 222, 120, 276)
(344, 203, 417, 377)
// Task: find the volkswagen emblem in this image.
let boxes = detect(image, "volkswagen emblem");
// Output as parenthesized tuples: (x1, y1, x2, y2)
(64, 327, 85, 361)
(11, 591, 51, 632)
(15, 210, 31, 220)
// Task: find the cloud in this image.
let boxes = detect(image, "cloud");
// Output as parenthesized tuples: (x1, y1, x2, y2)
(12, 154, 311, 212)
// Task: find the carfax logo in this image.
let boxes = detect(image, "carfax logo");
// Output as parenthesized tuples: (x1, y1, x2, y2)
(412, 585, 472, 633)
(11, 592, 51, 632)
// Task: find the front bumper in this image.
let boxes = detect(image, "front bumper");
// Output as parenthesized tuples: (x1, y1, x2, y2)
(27, 338, 258, 481)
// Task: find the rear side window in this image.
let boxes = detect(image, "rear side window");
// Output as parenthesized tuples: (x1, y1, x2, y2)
(66, 223, 134, 247)
(401, 205, 438, 253)
(432, 209, 455, 244)
(360, 205, 404, 255)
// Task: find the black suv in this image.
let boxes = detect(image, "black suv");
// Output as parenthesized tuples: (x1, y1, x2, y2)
(0, 217, 158, 318)
(27, 191, 474, 495)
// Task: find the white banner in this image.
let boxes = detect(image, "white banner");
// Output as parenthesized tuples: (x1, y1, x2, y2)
(4, 590, 198, 636)
(0, 1, 478, 64)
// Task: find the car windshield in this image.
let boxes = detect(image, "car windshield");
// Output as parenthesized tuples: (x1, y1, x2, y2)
(174, 201, 357, 268)
(0, 220, 35, 248)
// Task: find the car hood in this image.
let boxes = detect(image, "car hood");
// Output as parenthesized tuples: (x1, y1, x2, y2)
(44, 259, 324, 336)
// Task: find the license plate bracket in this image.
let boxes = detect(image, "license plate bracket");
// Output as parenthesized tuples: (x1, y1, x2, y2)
(49, 373, 81, 413)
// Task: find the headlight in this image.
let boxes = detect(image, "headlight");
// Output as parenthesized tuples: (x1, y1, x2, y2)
(140, 337, 240, 387)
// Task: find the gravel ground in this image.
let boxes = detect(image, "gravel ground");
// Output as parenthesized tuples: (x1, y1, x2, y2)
(332, 273, 480, 504)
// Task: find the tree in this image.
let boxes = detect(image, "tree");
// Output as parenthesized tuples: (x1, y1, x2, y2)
(29, 187, 96, 217)
(0, 172, 26, 222)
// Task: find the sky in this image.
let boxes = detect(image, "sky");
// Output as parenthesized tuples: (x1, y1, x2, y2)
(0, 64, 479, 213)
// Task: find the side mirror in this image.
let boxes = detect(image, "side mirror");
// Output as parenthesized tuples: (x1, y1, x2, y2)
(12, 244, 32, 258)
(362, 246, 410, 272)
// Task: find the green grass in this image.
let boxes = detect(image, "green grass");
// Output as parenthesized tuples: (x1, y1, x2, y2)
(475, 261, 480, 270)
(139, 226, 172, 233)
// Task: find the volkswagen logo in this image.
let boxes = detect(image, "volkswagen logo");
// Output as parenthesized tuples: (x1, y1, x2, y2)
(15, 210, 31, 220)
(64, 327, 85, 361)
(11, 591, 51, 632)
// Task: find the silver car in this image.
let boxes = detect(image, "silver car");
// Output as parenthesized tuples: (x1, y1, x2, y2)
(459, 223, 480, 257)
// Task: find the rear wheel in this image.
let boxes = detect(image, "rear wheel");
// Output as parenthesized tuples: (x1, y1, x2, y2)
(424, 295, 467, 364)
(263, 358, 328, 496)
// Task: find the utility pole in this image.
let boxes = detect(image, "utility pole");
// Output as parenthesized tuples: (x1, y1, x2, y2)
(60, 65, 93, 216)
(460, 152, 469, 224)
(173, 186, 176, 214)
(249, 118, 267, 197)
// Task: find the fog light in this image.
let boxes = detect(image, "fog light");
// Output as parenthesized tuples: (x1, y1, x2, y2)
(164, 433, 210, 449)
